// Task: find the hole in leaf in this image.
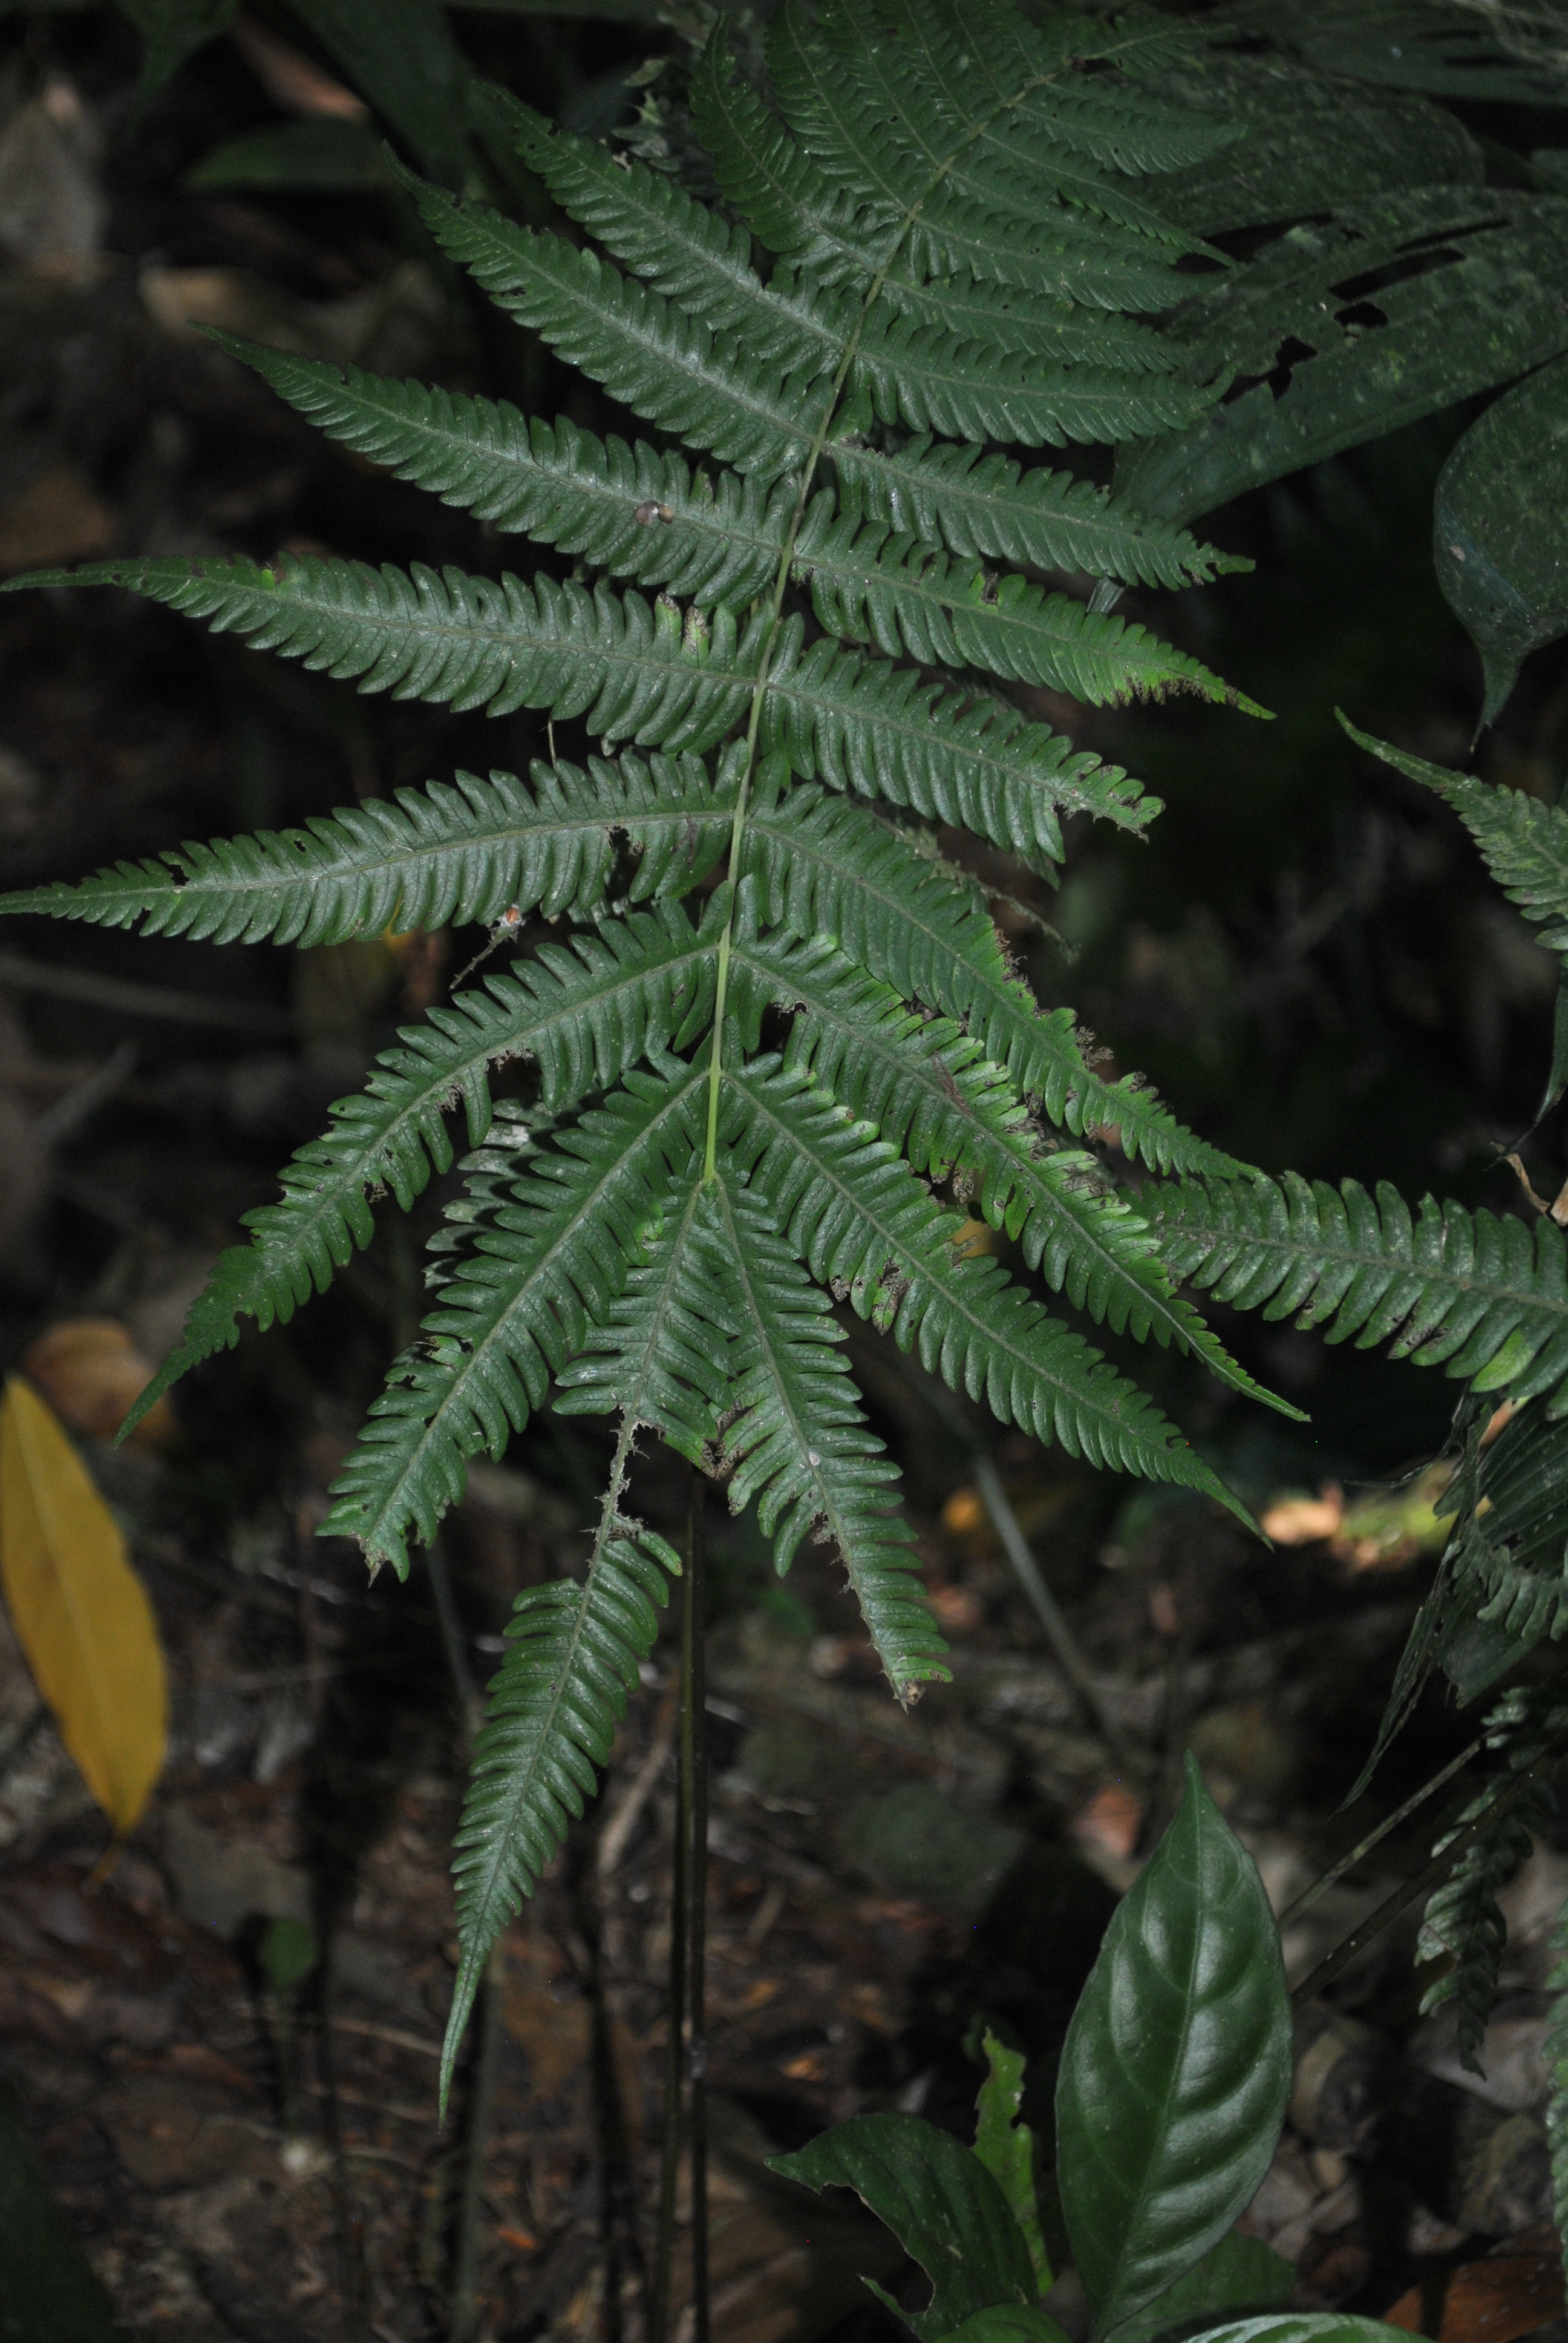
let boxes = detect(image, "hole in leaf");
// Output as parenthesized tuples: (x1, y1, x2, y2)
(1335, 300, 1390, 332)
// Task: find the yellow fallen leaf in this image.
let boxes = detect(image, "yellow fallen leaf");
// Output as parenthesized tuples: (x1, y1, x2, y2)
(0, 1375, 166, 1833)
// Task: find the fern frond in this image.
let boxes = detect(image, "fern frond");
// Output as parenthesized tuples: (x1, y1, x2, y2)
(748, 787, 1242, 1177)
(1417, 1686, 1567, 2069)
(768, 0, 1200, 273)
(1449, 1399, 1568, 1653)
(1344, 716, 1568, 955)
(691, 23, 1199, 314)
(414, 153, 1215, 460)
(832, 436, 1245, 594)
(0, 753, 733, 940)
(724, 1058, 1250, 1519)
(401, 174, 826, 484)
(322, 1063, 707, 1575)
(443, 1483, 682, 2102)
(739, 920, 1296, 1418)
(219, 340, 788, 611)
(709, 1166, 949, 1699)
(120, 903, 720, 1438)
(1417, 1801, 1537, 2069)
(1152, 1172, 1568, 1408)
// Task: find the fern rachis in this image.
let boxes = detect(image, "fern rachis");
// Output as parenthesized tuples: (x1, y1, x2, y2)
(8, 0, 1539, 2094)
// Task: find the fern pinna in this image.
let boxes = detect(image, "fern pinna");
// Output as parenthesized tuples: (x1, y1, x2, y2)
(0, 0, 1327, 2089)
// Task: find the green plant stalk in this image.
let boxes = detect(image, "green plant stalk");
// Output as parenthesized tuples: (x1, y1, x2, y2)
(650, 1562, 691, 2343)
(685, 1466, 710, 2343)
(1277, 1732, 1486, 1931)
(449, 1956, 503, 2343)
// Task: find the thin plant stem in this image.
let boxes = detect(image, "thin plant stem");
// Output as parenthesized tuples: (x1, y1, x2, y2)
(449, 1956, 503, 2343)
(1290, 1740, 1568, 2007)
(650, 1513, 693, 2343)
(1277, 1734, 1486, 1931)
(970, 1453, 1140, 1775)
(686, 1467, 710, 2343)
(425, 1533, 500, 2343)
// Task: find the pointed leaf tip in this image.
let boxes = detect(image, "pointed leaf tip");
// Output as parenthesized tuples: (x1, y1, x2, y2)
(1056, 1746, 1290, 2337)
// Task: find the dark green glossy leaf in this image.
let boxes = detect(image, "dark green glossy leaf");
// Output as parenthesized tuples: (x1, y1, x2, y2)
(1194, 2322, 1413, 2343)
(1056, 1755, 1291, 2342)
(1434, 356, 1568, 732)
(974, 2031, 1051, 2299)
(1103, 2231, 1293, 2343)
(116, 0, 234, 108)
(1225, 1, 1568, 107)
(0, 2085, 122, 2340)
(1138, 44, 1481, 238)
(1541, 971, 1568, 1123)
(284, 0, 471, 184)
(1116, 193, 1568, 526)
(769, 2113, 1036, 2342)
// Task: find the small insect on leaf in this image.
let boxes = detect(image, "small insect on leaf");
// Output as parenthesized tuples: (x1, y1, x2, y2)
(0, 1375, 168, 1837)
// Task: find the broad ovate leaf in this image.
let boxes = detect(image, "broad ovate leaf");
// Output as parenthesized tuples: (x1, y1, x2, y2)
(974, 2030, 1052, 2298)
(1434, 355, 1568, 734)
(0, 1376, 168, 1835)
(769, 2112, 1036, 2341)
(1103, 2231, 1293, 2343)
(1056, 1755, 1290, 2341)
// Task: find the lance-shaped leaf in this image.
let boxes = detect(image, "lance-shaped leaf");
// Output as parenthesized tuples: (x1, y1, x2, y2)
(1432, 356, 1568, 733)
(0, 1377, 168, 1837)
(1056, 1756, 1290, 2339)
